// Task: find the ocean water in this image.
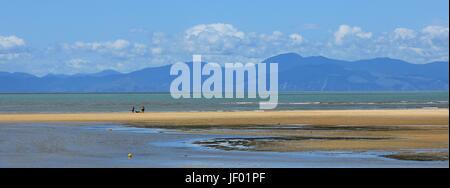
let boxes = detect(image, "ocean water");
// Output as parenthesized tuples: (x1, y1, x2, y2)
(0, 92, 448, 113)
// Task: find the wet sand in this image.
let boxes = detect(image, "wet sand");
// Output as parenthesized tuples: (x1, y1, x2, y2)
(186, 124, 448, 153)
(0, 109, 448, 126)
(0, 109, 447, 153)
(0, 123, 447, 168)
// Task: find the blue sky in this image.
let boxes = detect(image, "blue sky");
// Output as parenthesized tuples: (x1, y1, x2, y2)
(0, 0, 448, 75)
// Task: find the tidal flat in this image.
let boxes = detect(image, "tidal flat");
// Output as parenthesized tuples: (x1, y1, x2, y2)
(0, 122, 447, 168)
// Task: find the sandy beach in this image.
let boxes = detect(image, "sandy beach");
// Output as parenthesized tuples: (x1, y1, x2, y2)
(0, 109, 448, 126)
(0, 109, 448, 156)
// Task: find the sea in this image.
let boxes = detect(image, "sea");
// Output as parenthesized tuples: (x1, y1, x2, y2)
(0, 92, 448, 113)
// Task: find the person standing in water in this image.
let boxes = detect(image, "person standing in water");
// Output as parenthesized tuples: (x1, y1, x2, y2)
(141, 105, 145, 113)
(131, 106, 135, 113)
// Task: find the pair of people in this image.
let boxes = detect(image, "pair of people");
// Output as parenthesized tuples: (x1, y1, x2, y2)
(131, 105, 145, 113)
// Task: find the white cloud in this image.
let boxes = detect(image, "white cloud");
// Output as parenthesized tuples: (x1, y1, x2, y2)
(67, 39, 130, 51)
(289, 33, 304, 44)
(66, 58, 89, 69)
(2, 23, 449, 75)
(259, 31, 284, 42)
(0, 53, 23, 61)
(107, 39, 130, 50)
(185, 23, 245, 40)
(151, 47, 162, 55)
(421, 25, 449, 46)
(63, 39, 153, 58)
(184, 23, 246, 53)
(0, 35, 28, 61)
(393, 28, 416, 40)
(130, 43, 148, 55)
(398, 46, 424, 55)
(422, 25, 449, 38)
(325, 25, 448, 63)
(53, 38, 170, 74)
(420, 25, 449, 50)
(152, 32, 166, 45)
(334, 24, 372, 45)
(0, 35, 25, 49)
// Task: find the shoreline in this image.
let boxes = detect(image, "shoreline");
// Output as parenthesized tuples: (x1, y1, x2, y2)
(0, 109, 448, 161)
(0, 109, 448, 126)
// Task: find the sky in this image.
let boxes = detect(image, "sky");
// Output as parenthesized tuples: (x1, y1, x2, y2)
(0, 0, 449, 75)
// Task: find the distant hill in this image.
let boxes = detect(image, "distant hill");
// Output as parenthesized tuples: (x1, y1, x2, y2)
(0, 53, 448, 92)
(265, 53, 449, 91)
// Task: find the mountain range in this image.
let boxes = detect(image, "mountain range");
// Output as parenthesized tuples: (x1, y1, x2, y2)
(0, 53, 448, 92)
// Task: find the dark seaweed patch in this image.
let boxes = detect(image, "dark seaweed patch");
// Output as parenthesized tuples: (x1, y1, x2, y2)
(194, 136, 389, 151)
(383, 152, 449, 161)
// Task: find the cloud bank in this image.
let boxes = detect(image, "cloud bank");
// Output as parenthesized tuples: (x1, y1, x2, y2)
(1, 23, 448, 75)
